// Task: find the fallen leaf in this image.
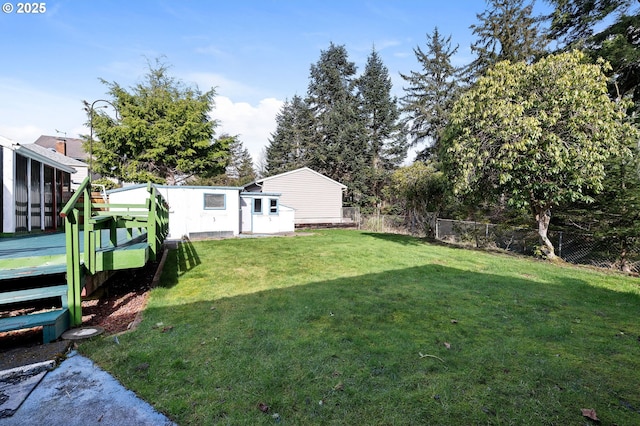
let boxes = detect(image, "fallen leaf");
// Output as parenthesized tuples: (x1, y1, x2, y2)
(333, 382, 344, 391)
(258, 403, 270, 413)
(581, 408, 599, 421)
(444, 342, 451, 349)
(451, 319, 458, 324)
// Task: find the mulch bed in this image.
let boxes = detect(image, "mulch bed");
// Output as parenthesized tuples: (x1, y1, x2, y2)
(0, 259, 160, 371)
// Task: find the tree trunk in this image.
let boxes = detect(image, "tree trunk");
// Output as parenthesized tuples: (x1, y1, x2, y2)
(535, 207, 557, 259)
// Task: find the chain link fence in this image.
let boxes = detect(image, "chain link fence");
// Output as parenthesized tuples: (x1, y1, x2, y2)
(359, 214, 640, 273)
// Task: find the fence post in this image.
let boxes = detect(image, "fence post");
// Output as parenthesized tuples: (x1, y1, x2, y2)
(558, 231, 563, 258)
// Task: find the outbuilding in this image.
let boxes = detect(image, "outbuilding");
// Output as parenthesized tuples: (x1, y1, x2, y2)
(107, 184, 294, 240)
(244, 167, 347, 226)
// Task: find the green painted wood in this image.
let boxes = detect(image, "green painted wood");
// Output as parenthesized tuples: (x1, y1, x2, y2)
(0, 283, 70, 343)
(66, 208, 83, 326)
(58, 176, 169, 326)
(95, 244, 149, 271)
(0, 309, 69, 343)
(0, 285, 68, 306)
(0, 262, 67, 280)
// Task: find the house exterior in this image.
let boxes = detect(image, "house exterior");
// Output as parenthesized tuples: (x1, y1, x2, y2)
(107, 185, 294, 240)
(244, 167, 347, 225)
(34, 135, 90, 189)
(1, 135, 78, 233)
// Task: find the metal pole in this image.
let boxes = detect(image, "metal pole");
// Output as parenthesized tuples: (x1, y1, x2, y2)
(87, 99, 120, 183)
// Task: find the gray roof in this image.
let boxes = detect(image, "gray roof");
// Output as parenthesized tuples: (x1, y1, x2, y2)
(17, 143, 86, 173)
(34, 135, 88, 160)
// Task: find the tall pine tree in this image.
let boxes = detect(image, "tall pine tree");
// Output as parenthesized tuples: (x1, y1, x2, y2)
(546, 0, 640, 120)
(265, 95, 315, 175)
(306, 43, 368, 205)
(226, 136, 256, 186)
(357, 48, 408, 208)
(400, 28, 461, 160)
(467, 0, 547, 79)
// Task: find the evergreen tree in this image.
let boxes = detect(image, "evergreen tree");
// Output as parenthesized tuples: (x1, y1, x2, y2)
(87, 59, 228, 184)
(306, 43, 369, 205)
(226, 136, 256, 186)
(358, 48, 408, 208)
(546, 0, 635, 46)
(265, 95, 314, 175)
(467, 0, 547, 79)
(400, 28, 461, 160)
(546, 0, 640, 120)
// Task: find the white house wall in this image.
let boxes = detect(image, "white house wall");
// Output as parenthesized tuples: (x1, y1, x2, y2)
(2, 145, 15, 233)
(108, 186, 241, 240)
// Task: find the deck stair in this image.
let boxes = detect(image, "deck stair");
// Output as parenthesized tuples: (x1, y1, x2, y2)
(0, 177, 169, 341)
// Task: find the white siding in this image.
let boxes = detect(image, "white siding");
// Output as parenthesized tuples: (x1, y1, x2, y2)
(240, 194, 295, 234)
(260, 168, 344, 224)
(108, 186, 241, 239)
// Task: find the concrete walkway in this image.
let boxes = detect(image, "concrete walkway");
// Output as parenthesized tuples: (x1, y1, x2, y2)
(0, 351, 174, 426)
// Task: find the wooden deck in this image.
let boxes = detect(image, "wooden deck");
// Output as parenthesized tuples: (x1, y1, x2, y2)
(0, 230, 145, 281)
(1, 177, 168, 341)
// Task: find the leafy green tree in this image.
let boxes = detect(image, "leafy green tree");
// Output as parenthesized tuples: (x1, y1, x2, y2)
(546, 1, 640, 119)
(400, 28, 462, 160)
(390, 161, 449, 236)
(357, 48, 408, 208)
(265, 95, 315, 175)
(87, 60, 229, 184)
(441, 50, 637, 258)
(306, 43, 369, 205)
(467, 0, 547, 78)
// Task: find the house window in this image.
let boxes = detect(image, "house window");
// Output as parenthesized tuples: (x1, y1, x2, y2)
(204, 193, 225, 209)
(269, 198, 278, 214)
(253, 198, 262, 213)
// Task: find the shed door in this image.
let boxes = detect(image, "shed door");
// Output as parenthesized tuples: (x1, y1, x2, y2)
(240, 198, 252, 233)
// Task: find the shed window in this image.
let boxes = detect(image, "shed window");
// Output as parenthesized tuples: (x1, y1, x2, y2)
(253, 198, 262, 213)
(269, 198, 278, 214)
(204, 193, 225, 209)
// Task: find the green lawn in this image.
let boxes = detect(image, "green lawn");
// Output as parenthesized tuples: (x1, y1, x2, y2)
(80, 229, 640, 425)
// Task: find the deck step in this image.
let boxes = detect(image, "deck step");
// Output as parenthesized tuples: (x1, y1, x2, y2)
(0, 284, 70, 343)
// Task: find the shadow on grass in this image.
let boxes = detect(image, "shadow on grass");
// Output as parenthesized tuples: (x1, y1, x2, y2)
(157, 239, 201, 289)
(86, 260, 640, 426)
(361, 232, 425, 246)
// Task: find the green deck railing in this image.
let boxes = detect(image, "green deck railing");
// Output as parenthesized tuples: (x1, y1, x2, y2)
(60, 177, 169, 326)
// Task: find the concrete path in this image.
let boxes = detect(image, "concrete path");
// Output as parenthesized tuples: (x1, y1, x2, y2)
(0, 351, 174, 426)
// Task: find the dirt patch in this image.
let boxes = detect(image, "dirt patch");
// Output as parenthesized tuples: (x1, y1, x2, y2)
(0, 257, 162, 371)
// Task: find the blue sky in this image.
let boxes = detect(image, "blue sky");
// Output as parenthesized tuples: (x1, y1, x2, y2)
(1, 0, 550, 163)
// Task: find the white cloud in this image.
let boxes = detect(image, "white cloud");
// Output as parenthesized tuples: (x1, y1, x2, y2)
(213, 96, 283, 164)
(186, 72, 260, 100)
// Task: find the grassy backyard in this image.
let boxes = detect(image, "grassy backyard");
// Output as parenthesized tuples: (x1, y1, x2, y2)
(80, 229, 640, 425)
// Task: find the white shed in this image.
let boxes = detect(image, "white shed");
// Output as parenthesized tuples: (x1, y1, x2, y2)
(244, 167, 347, 225)
(107, 185, 295, 240)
